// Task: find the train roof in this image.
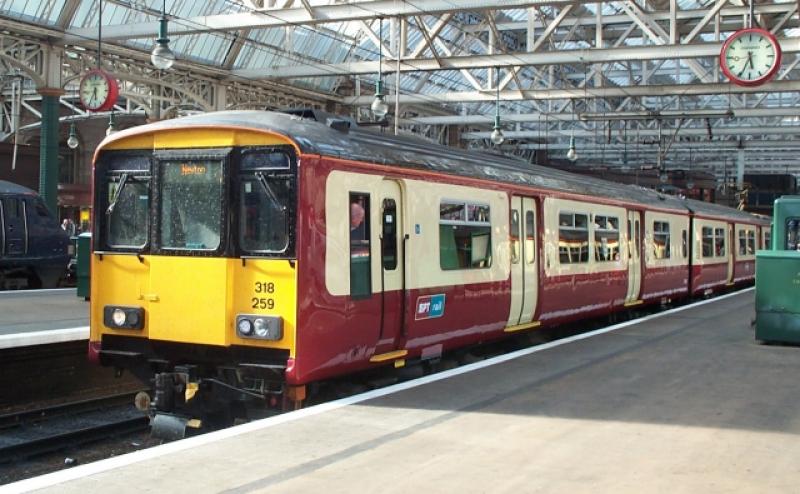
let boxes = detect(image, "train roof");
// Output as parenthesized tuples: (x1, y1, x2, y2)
(111, 110, 762, 222)
(685, 197, 769, 224)
(0, 180, 36, 195)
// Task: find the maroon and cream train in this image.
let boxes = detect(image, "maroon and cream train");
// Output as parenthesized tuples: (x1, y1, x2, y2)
(90, 110, 768, 424)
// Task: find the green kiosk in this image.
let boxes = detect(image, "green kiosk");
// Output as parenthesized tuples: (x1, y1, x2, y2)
(755, 196, 800, 343)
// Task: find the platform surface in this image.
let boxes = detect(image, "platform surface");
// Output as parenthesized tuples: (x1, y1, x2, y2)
(11, 289, 800, 493)
(0, 289, 87, 347)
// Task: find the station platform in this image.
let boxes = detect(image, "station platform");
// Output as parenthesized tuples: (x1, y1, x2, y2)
(0, 289, 88, 349)
(9, 288, 800, 493)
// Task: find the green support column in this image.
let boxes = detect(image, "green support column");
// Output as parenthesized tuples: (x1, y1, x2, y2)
(38, 90, 61, 215)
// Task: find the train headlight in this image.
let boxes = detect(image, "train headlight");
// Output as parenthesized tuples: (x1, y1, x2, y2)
(112, 309, 127, 326)
(103, 306, 145, 330)
(236, 315, 282, 341)
(254, 318, 268, 338)
(237, 318, 253, 336)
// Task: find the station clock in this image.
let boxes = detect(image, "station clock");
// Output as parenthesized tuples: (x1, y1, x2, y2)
(720, 27, 782, 87)
(79, 68, 119, 112)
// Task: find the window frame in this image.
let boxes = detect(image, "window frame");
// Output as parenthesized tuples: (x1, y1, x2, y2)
(104, 172, 152, 250)
(652, 220, 671, 260)
(525, 210, 536, 265)
(558, 211, 590, 265)
(349, 192, 372, 298)
(439, 199, 492, 271)
(153, 147, 232, 257)
(236, 146, 297, 258)
(95, 150, 153, 253)
(593, 214, 620, 263)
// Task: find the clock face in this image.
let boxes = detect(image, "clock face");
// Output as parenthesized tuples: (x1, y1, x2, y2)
(720, 28, 782, 87)
(79, 69, 118, 111)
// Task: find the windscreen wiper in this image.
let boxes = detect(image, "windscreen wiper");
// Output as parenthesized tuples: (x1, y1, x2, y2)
(106, 173, 129, 215)
(255, 172, 286, 212)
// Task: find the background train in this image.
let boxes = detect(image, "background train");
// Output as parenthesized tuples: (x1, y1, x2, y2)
(0, 180, 70, 289)
(87, 110, 769, 435)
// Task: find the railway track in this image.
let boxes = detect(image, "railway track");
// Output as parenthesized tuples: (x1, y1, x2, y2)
(0, 393, 149, 464)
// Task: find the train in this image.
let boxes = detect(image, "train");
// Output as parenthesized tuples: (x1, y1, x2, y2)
(86, 109, 769, 436)
(0, 180, 70, 289)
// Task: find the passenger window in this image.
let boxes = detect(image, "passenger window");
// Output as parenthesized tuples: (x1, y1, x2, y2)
(702, 226, 714, 258)
(381, 198, 397, 271)
(747, 230, 756, 255)
(681, 229, 687, 258)
(559, 212, 589, 264)
(653, 221, 670, 260)
(594, 215, 620, 262)
(439, 201, 492, 270)
(738, 230, 747, 256)
(350, 193, 371, 297)
(714, 228, 726, 257)
(765, 231, 771, 250)
(525, 210, 536, 264)
(510, 209, 520, 264)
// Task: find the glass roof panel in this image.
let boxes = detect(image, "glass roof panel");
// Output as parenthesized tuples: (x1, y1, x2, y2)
(0, 0, 61, 25)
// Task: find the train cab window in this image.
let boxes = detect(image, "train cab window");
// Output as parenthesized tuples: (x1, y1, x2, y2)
(681, 230, 688, 258)
(653, 221, 670, 260)
(350, 193, 371, 297)
(747, 231, 756, 255)
(107, 174, 150, 249)
(2, 197, 22, 220)
(381, 198, 397, 271)
(439, 201, 491, 270)
(714, 227, 726, 256)
(510, 209, 520, 264)
(238, 149, 294, 256)
(525, 210, 535, 264)
(594, 215, 619, 262)
(558, 212, 589, 264)
(159, 160, 223, 251)
(702, 226, 714, 258)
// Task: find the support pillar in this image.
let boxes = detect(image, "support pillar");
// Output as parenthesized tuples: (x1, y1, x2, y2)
(38, 88, 63, 215)
(737, 147, 745, 192)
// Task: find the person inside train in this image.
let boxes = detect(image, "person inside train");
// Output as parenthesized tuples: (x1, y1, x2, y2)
(350, 201, 366, 241)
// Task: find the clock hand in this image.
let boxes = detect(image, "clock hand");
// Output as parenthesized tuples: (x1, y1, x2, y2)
(746, 51, 754, 70)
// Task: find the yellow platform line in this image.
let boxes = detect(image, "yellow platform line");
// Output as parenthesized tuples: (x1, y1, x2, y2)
(370, 350, 408, 363)
(504, 321, 542, 333)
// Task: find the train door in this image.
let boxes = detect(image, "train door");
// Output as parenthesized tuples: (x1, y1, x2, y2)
(506, 196, 539, 329)
(625, 210, 642, 305)
(376, 179, 405, 352)
(727, 223, 735, 284)
(1, 197, 27, 256)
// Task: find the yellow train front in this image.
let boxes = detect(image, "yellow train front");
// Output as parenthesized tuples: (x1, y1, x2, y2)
(89, 112, 303, 436)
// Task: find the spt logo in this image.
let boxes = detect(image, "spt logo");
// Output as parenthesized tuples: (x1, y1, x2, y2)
(415, 294, 446, 320)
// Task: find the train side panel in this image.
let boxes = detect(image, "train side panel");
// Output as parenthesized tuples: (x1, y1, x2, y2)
(641, 211, 690, 301)
(690, 217, 731, 295)
(539, 197, 628, 324)
(732, 222, 758, 284)
(295, 157, 513, 384)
